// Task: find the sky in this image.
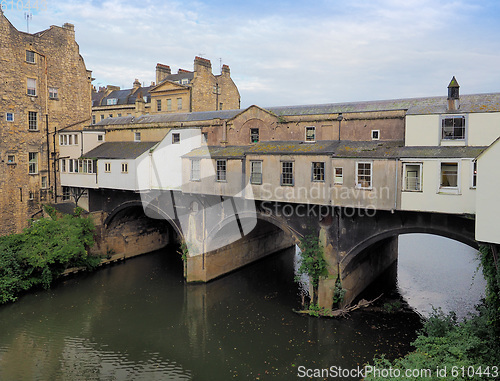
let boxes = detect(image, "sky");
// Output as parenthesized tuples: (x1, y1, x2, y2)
(3, 0, 500, 108)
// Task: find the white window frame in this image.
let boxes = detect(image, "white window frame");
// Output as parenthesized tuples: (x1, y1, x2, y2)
(98, 134, 104, 142)
(27, 78, 36, 96)
(356, 161, 372, 190)
(305, 126, 316, 142)
(371, 130, 380, 140)
(41, 176, 48, 189)
(439, 161, 460, 193)
(172, 133, 180, 144)
(334, 167, 343, 185)
(190, 159, 201, 181)
(441, 115, 466, 141)
(28, 111, 37, 130)
(92, 115, 96, 125)
(216, 159, 227, 182)
(6, 112, 14, 122)
(28, 152, 38, 174)
(106, 98, 118, 106)
(402, 162, 423, 192)
(134, 132, 141, 142)
(104, 162, 111, 173)
(311, 162, 325, 182)
(121, 162, 128, 173)
(177, 98, 182, 110)
(49, 87, 58, 99)
(156, 99, 162, 111)
(167, 99, 172, 111)
(250, 160, 263, 185)
(280, 161, 294, 186)
(61, 159, 66, 172)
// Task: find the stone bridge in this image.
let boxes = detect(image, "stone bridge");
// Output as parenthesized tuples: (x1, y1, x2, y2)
(88, 188, 478, 309)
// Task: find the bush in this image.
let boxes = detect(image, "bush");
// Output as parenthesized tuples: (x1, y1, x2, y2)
(0, 213, 97, 304)
(365, 245, 500, 380)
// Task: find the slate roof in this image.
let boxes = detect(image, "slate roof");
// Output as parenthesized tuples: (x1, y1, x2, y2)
(82, 141, 159, 160)
(266, 93, 500, 116)
(182, 141, 487, 159)
(92, 86, 153, 107)
(94, 109, 241, 126)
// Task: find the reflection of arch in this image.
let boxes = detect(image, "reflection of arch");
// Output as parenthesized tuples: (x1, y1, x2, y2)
(104, 201, 183, 238)
(342, 226, 478, 276)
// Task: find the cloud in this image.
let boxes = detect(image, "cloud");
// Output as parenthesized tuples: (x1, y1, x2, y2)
(4, 0, 500, 107)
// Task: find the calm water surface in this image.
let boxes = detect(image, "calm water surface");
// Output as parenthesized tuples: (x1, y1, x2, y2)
(0, 234, 485, 380)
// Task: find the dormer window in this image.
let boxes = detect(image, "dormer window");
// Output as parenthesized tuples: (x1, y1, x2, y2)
(441, 115, 466, 140)
(106, 98, 118, 105)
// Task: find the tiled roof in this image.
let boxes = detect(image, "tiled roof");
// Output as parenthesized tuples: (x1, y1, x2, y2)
(82, 141, 159, 159)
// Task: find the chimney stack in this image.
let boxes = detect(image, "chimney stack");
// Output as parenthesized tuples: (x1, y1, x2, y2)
(133, 78, 141, 89)
(156, 63, 171, 84)
(447, 76, 460, 111)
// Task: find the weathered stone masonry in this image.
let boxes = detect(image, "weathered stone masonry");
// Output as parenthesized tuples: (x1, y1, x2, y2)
(0, 10, 92, 234)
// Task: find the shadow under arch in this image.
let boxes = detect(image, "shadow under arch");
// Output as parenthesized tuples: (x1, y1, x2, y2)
(205, 209, 301, 250)
(342, 226, 479, 277)
(104, 200, 183, 239)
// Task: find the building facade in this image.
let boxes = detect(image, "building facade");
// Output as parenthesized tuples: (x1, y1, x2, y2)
(0, 10, 92, 234)
(91, 57, 240, 124)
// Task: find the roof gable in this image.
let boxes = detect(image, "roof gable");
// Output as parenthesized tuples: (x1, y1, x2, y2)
(151, 80, 189, 93)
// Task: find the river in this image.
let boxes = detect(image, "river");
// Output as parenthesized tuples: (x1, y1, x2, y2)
(0, 234, 485, 380)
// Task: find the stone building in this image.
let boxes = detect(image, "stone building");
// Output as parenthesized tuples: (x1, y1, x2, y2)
(91, 57, 240, 124)
(0, 10, 92, 234)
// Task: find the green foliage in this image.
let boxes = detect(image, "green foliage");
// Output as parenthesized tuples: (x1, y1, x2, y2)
(0, 214, 97, 304)
(177, 241, 189, 262)
(332, 276, 346, 307)
(296, 234, 328, 306)
(296, 234, 328, 287)
(365, 245, 500, 380)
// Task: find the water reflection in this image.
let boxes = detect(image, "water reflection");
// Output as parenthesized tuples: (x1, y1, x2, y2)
(0, 245, 421, 381)
(397, 234, 486, 319)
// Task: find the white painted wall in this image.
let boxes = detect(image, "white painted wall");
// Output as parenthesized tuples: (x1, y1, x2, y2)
(476, 139, 500, 244)
(405, 115, 440, 146)
(60, 173, 98, 189)
(149, 129, 204, 190)
(82, 131, 106, 154)
(400, 159, 476, 214)
(97, 159, 137, 191)
(468, 113, 500, 146)
(406, 112, 500, 147)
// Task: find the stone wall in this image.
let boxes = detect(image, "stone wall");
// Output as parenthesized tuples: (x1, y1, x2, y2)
(0, 11, 91, 234)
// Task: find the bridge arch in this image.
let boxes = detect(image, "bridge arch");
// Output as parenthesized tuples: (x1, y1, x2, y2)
(104, 200, 183, 239)
(205, 209, 301, 249)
